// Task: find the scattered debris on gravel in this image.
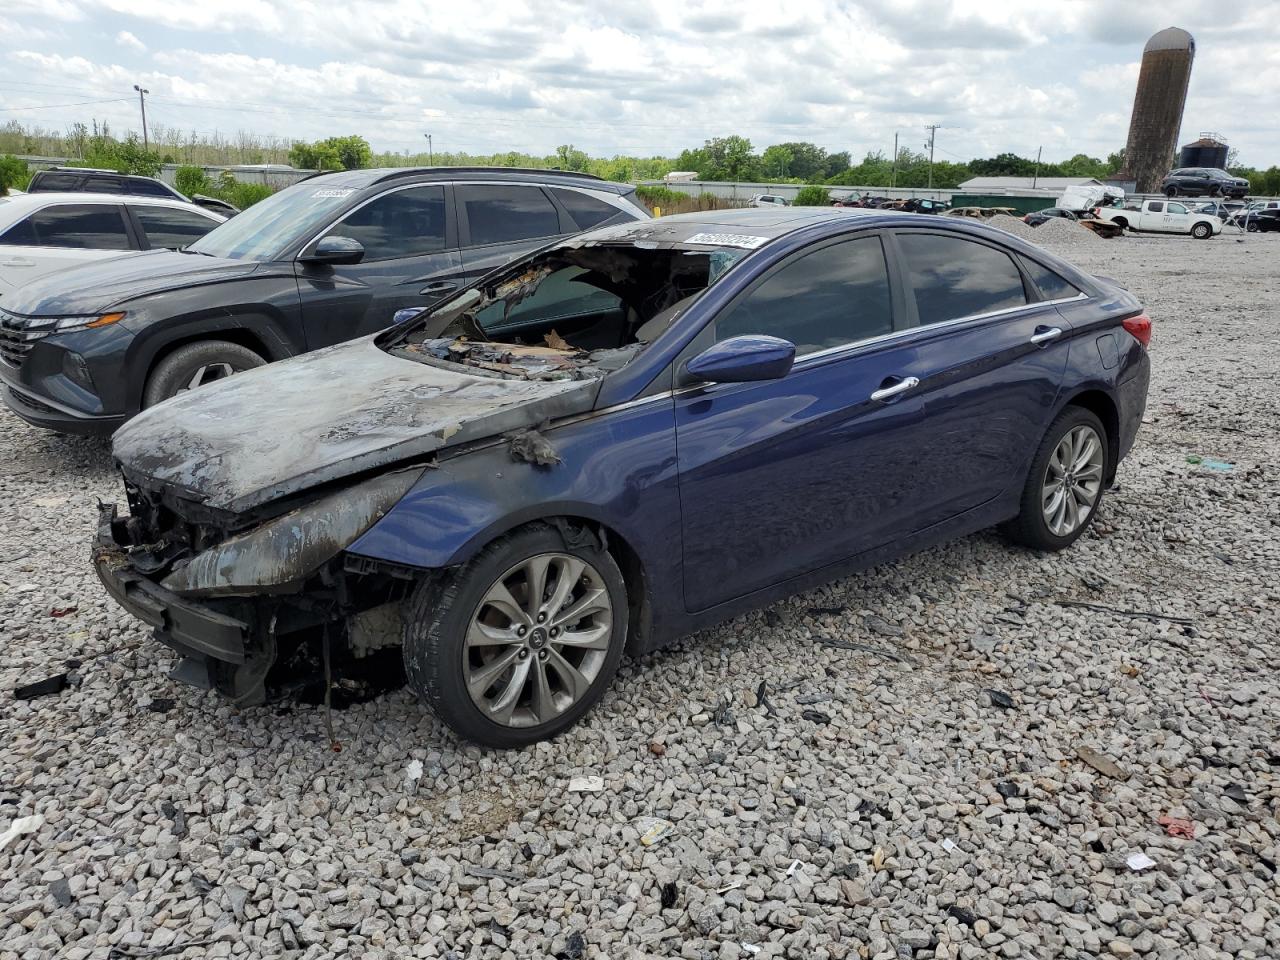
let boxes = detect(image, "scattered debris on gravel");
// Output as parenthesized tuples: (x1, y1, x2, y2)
(2, 233, 1278, 959)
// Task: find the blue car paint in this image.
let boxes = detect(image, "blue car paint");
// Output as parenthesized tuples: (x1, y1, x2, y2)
(347, 213, 1148, 654)
(684, 335, 796, 383)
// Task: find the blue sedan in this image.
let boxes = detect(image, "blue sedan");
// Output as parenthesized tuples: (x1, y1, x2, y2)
(96, 208, 1151, 746)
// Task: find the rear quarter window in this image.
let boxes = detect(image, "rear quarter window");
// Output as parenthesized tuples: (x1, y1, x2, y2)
(1021, 258, 1081, 302)
(551, 188, 622, 230)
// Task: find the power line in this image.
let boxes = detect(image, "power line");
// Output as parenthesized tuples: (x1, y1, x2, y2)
(0, 97, 131, 113)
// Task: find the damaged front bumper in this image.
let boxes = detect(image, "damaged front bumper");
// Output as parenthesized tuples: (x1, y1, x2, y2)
(95, 506, 268, 700)
(93, 466, 429, 705)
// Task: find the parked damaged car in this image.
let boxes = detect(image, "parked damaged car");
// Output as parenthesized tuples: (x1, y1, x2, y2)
(95, 208, 1151, 747)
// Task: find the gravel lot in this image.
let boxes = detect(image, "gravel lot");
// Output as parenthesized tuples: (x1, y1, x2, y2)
(2, 227, 1278, 960)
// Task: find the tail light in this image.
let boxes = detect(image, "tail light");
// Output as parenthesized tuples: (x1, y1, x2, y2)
(1122, 313, 1152, 348)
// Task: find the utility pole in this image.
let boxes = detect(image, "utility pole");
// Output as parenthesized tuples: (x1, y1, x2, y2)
(924, 124, 940, 190)
(133, 84, 149, 150)
(424, 133, 433, 164)
(1032, 145, 1042, 189)
(891, 131, 899, 189)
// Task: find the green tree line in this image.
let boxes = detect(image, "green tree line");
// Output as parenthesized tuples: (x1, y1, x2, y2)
(3, 121, 1278, 200)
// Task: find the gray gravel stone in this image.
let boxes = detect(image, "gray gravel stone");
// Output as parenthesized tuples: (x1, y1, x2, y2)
(1, 230, 1279, 957)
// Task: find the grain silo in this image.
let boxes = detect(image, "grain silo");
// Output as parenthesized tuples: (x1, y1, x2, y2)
(1120, 27, 1195, 193)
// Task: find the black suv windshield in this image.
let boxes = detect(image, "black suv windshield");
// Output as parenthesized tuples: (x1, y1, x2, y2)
(188, 181, 357, 260)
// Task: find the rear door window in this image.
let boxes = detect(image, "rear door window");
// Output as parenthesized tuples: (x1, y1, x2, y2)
(131, 205, 218, 249)
(1147, 201, 1164, 212)
(897, 233, 1027, 325)
(122, 178, 176, 198)
(325, 185, 448, 261)
(457, 184, 561, 246)
(550, 188, 620, 230)
(715, 235, 894, 355)
(0, 204, 131, 249)
(83, 176, 125, 194)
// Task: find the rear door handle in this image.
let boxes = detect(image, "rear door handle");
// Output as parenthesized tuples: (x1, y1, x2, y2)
(0, 258, 36, 268)
(419, 280, 458, 295)
(1030, 326, 1063, 346)
(870, 376, 919, 402)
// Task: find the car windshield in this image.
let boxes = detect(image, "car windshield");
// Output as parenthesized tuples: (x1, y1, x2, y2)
(388, 241, 751, 381)
(187, 180, 357, 260)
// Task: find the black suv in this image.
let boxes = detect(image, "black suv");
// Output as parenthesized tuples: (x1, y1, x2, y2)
(0, 167, 649, 434)
(1160, 167, 1250, 198)
(27, 167, 238, 216)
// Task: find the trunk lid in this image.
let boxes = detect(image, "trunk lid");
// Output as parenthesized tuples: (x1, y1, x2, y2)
(112, 336, 595, 514)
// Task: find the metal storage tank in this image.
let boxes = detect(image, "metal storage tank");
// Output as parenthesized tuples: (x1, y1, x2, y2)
(1179, 135, 1228, 170)
(1121, 27, 1195, 193)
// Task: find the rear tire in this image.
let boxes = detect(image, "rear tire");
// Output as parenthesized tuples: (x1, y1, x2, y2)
(1165, 186, 1178, 197)
(1247, 221, 1259, 233)
(143, 340, 266, 407)
(403, 523, 628, 748)
(1191, 222, 1212, 240)
(1111, 217, 1129, 231)
(1003, 407, 1109, 552)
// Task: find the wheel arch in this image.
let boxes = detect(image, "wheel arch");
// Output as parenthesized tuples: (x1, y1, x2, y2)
(439, 508, 655, 657)
(126, 309, 298, 411)
(1060, 388, 1121, 484)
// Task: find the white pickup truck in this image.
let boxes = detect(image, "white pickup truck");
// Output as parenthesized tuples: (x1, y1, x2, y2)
(1093, 199, 1221, 239)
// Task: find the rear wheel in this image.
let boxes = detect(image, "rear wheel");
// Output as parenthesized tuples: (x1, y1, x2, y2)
(1165, 186, 1178, 197)
(403, 523, 628, 747)
(1004, 407, 1109, 552)
(1111, 217, 1129, 231)
(1191, 222, 1213, 240)
(1247, 220, 1260, 233)
(143, 340, 266, 407)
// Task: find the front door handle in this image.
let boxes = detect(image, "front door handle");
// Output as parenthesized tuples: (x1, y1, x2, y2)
(0, 258, 36, 268)
(1030, 326, 1063, 346)
(420, 280, 458, 295)
(870, 376, 919, 402)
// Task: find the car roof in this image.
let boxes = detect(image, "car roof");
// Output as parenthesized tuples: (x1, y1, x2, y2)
(572, 206, 889, 245)
(0, 192, 224, 225)
(303, 166, 633, 195)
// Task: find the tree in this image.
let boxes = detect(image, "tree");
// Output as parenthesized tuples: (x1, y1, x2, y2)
(0, 155, 29, 193)
(761, 144, 794, 179)
(288, 135, 371, 171)
(554, 144, 590, 172)
(701, 136, 758, 181)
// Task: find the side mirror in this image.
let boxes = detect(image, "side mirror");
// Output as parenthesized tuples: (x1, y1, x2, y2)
(685, 335, 795, 384)
(300, 235, 365, 265)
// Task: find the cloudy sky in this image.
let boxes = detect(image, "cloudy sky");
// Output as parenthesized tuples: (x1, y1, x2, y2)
(2, 0, 1277, 165)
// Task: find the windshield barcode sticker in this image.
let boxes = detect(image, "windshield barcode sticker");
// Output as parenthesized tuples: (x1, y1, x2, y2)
(684, 232, 769, 249)
(310, 188, 355, 198)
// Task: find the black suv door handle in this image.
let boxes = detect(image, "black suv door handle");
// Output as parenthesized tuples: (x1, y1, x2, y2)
(420, 280, 458, 295)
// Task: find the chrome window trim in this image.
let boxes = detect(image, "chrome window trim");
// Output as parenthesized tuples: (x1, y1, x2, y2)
(789, 292, 1087, 370)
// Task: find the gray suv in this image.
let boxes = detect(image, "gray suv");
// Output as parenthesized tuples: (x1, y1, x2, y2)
(1, 167, 650, 434)
(1160, 167, 1250, 198)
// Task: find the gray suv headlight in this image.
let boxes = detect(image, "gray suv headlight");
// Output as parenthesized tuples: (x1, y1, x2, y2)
(161, 467, 424, 597)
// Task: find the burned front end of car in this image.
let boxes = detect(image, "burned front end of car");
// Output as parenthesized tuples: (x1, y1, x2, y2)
(94, 466, 426, 705)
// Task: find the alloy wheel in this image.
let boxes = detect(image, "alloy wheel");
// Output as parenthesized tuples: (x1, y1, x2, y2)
(463, 553, 613, 728)
(1041, 425, 1104, 537)
(181, 362, 236, 392)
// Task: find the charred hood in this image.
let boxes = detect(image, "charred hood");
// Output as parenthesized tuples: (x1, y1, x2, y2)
(1, 250, 261, 316)
(112, 336, 596, 515)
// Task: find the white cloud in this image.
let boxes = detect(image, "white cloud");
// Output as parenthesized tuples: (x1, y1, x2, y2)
(3, 0, 1278, 167)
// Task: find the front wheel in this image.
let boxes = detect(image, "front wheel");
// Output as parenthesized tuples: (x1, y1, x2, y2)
(403, 523, 628, 747)
(1003, 407, 1109, 552)
(1165, 186, 1178, 197)
(143, 340, 266, 407)
(1247, 221, 1259, 233)
(1191, 222, 1213, 240)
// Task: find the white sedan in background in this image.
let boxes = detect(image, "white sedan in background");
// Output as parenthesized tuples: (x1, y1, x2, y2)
(0, 192, 224, 296)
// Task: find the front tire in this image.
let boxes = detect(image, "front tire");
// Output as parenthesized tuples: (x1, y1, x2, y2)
(403, 523, 628, 747)
(143, 340, 266, 407)
(1004, 407, 1109, 552)
(1191, 222, 1212, 240)
(1165, 186, 1178, 197)
(1247, 220, 1259, 233)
